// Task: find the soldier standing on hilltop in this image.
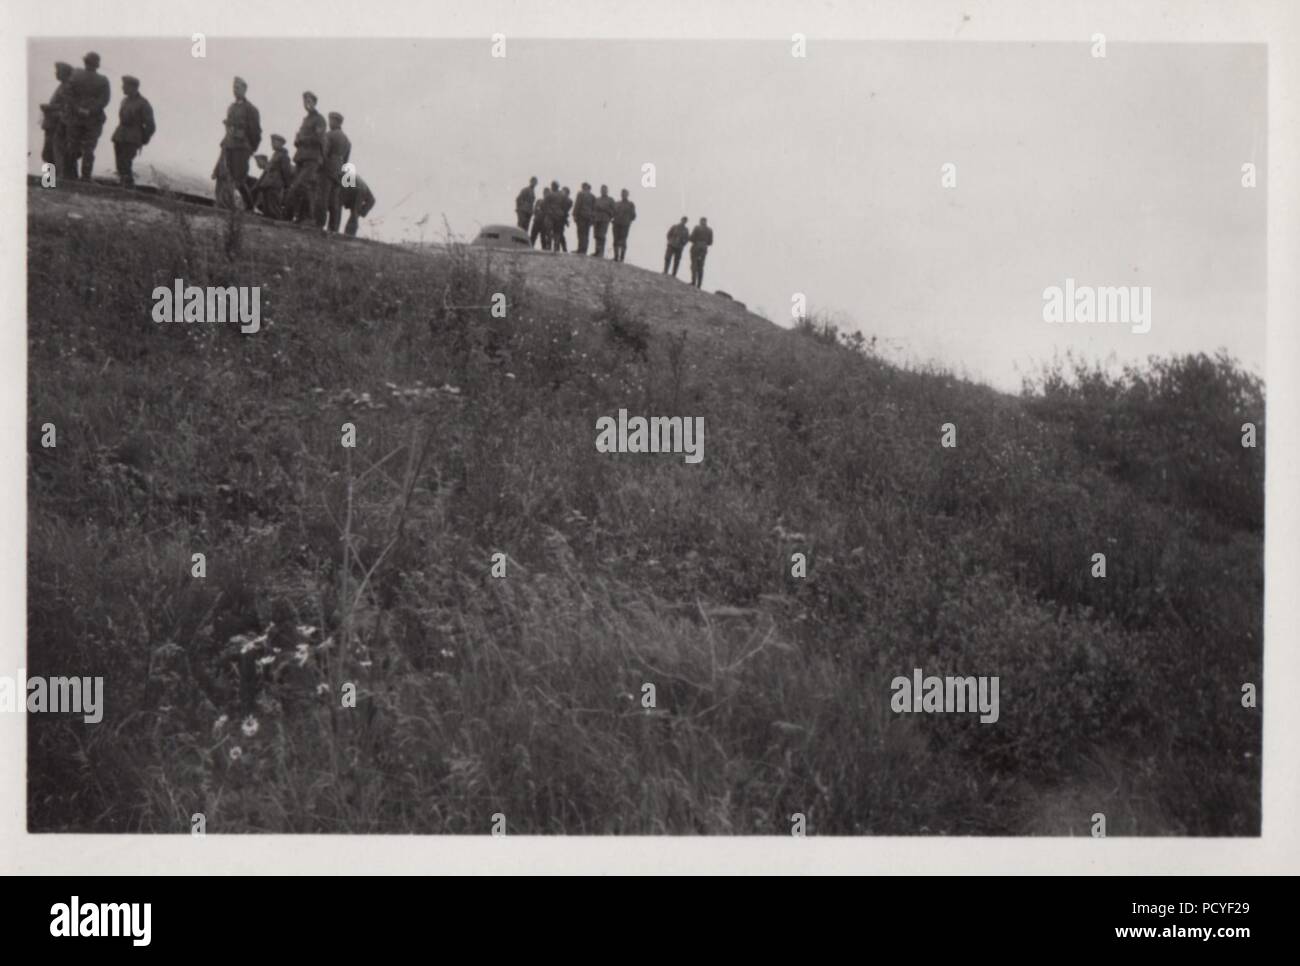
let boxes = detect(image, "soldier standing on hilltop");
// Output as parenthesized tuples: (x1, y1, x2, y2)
(556, 187, 574, 252)
(531, 187, 551, 249)
(341, 176, 375, 237)
(689, 217, 714, 288)
(322, 112, 351, 232)
(592, 185, 616, 258)
(612, 188, 637, 263)
(545, 182, 567, 252)
(663, 216, 689, 277)
(573, 182, 595, 254)
(109, 75, 155, 188)
(221, 77, 262, 211)
(285, 91, 327, 225)
(64, 51, 111, 181)
(515, 176, 538, 231)
(39, 62, 74, 179)
(252, 134, 294, 219)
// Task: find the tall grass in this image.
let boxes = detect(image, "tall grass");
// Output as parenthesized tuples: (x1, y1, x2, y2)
(26, 191, 1263, 834)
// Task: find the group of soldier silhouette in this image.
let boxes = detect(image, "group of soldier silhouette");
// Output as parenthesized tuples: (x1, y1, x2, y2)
(38, 54, 376, 236)
(514, 178, 715, 287)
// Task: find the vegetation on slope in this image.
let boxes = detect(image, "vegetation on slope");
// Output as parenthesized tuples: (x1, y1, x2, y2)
(27, 188, 1263, 834)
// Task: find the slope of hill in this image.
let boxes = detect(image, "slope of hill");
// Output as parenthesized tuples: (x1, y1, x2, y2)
(26, 183, 1264, 835)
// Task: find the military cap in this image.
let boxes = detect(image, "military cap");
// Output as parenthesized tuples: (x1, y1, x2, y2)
(233, 76, 248, 87)
(328, 111, 343, 123)
(270, 134, 286, 145)
(122, 75, 140, 88)
(302, 90, 318, 103)
(55, 61, 73, 77)
(84, 51, 101, 68)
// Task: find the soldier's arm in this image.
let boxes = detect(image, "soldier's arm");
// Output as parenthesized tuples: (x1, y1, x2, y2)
(142, 102, 156, 144)
(96, 77, 111, 111)
(250, 106, 262, 153)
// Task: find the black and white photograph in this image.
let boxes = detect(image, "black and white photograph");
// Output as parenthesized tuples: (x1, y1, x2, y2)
(3, 0, 1299, 884)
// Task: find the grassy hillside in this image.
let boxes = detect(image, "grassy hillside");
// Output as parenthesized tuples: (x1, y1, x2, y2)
(27, 185, 1264, 834)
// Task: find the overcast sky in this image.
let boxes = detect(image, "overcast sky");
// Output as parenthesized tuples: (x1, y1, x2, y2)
(28, 38, 1265, 390)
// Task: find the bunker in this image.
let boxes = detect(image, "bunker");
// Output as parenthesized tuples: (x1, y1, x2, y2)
(472, 224, 532, 250)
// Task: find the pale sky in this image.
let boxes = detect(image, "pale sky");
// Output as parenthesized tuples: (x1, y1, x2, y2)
(28, 38, 1266, 391)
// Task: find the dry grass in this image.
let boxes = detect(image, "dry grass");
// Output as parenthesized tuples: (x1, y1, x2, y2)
(25, 186, 1262, 834)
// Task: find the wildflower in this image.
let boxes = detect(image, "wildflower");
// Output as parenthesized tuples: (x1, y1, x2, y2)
(229, 746, 243, 762)
(439, 648, 455, 659)
(257, 654, 276, 667)
(294, 643, 310, 666)
(212, 714, 229, 737)
(316, 683, 331, 696)
(241, 715, 259, 738)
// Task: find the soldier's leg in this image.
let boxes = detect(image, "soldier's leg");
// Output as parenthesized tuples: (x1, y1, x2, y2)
(556, 223, 567, 252)
(697, 252, 707, 288)
(345, 209, 360, 236)
(79, 124, 102, 180)
(81, 127, 98, 180)
(287, 161, 318, 223)
(51, 127, 68, 180)
(530, 220, 541, 247)
(62, 124, 82, 179)
(517, 211, 530, 231)
(327, 182, 343, 232)
(313, 175, 331, 228)
(224, 149, 254, 210)
(114, 142, 134, 186)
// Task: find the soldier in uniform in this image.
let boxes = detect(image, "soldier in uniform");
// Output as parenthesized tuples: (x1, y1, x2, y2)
(322, 112, 351, 232)
(221, 76, 262, 211)
(515, 176, 538, 231)
(285, 91, 327, 225)
(545, 183, 567, 252)
(252, 134, 294, 219)
(573, 182, 595, 254)
(39, 62, 74, 178)
(689, 217, 714, 288)
(592, 185, 616, 258)
(64, 51, 111, 181)
(612, 189, 637, 263)
(340, 176, 375, 237)
(211, 139, 235, 209)
(109, 75, 155, 188)
(531, 188, 551, 249)
(555, 187, 573, 253)
(663, 216, 689, 277)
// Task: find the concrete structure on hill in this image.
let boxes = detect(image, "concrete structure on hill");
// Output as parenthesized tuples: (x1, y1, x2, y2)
(472, 224, 532, 250)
